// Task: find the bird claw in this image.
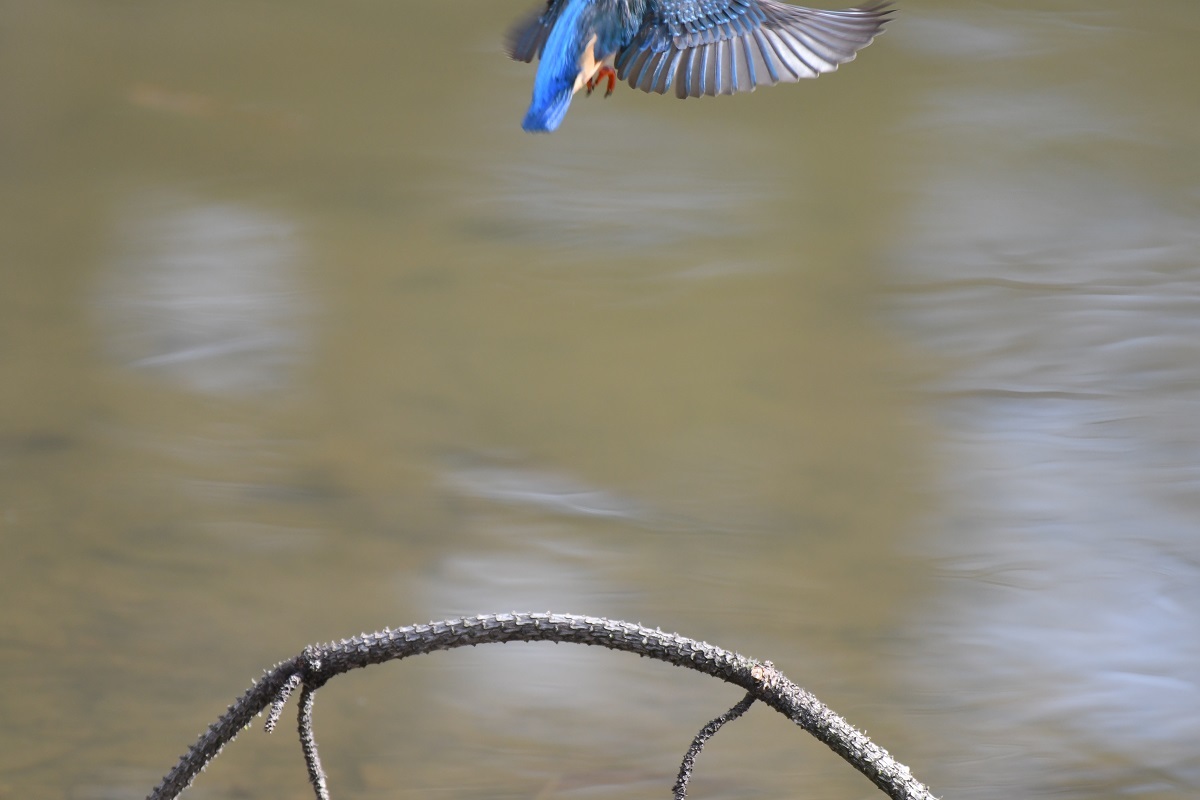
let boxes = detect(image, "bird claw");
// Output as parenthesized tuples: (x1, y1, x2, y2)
(585, 65, 617, 98)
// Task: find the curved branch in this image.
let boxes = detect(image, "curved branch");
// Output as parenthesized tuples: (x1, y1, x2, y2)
(148, 612, 937, 800)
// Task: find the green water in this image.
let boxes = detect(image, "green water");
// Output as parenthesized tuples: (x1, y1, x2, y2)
(2, 2, 1198, 799)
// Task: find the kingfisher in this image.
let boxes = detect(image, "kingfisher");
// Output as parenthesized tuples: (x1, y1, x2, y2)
(508, 0, 893, 132)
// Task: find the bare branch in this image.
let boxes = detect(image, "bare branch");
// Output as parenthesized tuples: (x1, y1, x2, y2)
(264, 671, 302, 734)
(147, 612, 938, 800)
(298, 684, 330, 800)
(673, 690, 756, 800)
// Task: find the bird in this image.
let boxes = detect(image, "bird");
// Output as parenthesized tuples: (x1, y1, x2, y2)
(507, 0, 893, 133)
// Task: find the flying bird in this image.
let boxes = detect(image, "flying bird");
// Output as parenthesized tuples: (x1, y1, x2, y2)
(507, 0, 893, 132)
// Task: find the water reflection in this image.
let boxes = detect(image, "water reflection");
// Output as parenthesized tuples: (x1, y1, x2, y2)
(443, 453, 643, 522)
(6, 2, 1199, 799)
(96, 194, 308, 395)
(894, 36, 1200, 797)
(420, 549, 625, 726)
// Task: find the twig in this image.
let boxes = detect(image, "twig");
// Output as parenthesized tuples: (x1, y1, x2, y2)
(264, 671, 302, 734)
(298, 684, 329, 800)
(673, 690, 756, 800)
(147, 613, 938, 800)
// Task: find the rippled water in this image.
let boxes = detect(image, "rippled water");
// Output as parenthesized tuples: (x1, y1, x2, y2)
(2, 2, 1198, 800)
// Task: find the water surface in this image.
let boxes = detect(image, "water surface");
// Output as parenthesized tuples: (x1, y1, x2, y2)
(2, 2, 1198, 799)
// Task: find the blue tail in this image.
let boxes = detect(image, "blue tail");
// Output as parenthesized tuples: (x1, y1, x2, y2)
(522, 0, 594, 133)
(522, 88, 574, 133)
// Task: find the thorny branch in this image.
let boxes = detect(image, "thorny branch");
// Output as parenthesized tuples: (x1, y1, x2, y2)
(673, 690, 757, 800)
(147, 613, 938, 800)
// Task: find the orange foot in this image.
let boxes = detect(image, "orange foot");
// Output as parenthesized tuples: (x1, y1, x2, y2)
(585, 65, 617, 98)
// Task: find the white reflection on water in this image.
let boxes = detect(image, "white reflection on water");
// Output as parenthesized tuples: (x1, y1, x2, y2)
(894, 79, 1200, 796)
(440, 453, 706, 533)
(416, 506, 642, 752)
(97, 194, 308, 395)
(443, 455, 643, 522)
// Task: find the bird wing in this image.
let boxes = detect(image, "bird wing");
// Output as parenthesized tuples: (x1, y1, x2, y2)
(506, 1, 559, 63)
(616, 0, 892, 98)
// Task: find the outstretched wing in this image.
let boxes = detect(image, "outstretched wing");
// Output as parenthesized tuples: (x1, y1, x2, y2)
(616, 0, 892, 98)
(506, 0, 559, 63)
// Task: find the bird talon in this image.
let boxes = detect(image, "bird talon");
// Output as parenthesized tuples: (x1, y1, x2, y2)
(586, 65, 617, 98)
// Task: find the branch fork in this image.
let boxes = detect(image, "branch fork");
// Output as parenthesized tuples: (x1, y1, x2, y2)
(147, 613, 937, 800)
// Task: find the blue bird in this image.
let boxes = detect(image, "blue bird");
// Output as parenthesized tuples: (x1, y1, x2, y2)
(507, 0, 893, 132)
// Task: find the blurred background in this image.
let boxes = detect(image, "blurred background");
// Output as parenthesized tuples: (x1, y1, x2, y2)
(2, 1, 1199, 799)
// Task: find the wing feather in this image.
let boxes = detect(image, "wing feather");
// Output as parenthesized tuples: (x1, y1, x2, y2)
(617, 0, 892, 98)
(507, 19, 548, 63)
(660, 48, 685, 94)
(505, 2, 556, 63)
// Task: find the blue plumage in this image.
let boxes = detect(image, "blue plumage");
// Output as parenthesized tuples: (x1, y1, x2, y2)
(522, 0, 608, 131)
(507, 0, 893, 132)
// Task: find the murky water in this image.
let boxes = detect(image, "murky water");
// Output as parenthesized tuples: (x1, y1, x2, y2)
(2, 2, 1198, 799)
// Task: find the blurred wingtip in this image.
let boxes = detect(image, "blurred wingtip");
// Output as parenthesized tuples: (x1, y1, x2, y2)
(506, 7, 548, 63)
